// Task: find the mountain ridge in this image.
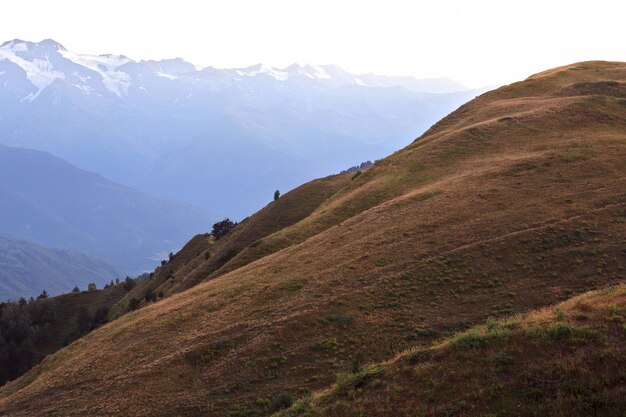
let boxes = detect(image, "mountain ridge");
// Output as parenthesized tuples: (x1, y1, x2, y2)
(0, 38, 468, 95)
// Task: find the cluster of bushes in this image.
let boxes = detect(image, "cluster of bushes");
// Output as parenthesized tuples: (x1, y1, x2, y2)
(0, 298, 55, 384)
(127, 288, 165, 312)
(0, 296, 111, 386)
(211, 218, 237, 240)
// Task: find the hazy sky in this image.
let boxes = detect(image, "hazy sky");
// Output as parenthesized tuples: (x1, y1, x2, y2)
(1, 0, 624, 87)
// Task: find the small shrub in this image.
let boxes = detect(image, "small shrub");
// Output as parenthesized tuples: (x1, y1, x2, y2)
(326, 313, 355, 326)
(279, 280, 304, 292)
(350, 351, 365, 373)
(93, 306, 109, 325)
(492, 351, 516, 372)
(310, 338, 339, 352)
(333, 365, 385, 397)
(215, 249, 238, 269)
(407, 348, 432, 364)
(271, 397, 311, 417)
(270, 391, 293, 412)
(128, 297, 140, 311)
(145, 289, 157, 302)
(123, 277, 136, 292)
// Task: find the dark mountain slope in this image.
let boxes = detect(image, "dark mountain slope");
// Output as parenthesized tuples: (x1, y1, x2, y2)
(0, 61, 624, 416)
(0, 236, 118, 300)
(0, 144, 210, 274)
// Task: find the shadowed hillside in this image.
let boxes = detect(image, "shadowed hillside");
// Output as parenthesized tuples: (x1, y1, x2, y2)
(0, 61, 624, 416)
(0, 284, 129, 387)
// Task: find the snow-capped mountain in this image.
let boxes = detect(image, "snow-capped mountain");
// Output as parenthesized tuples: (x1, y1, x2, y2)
(0, 39, 480, 217)
(0, 39, 466, 99)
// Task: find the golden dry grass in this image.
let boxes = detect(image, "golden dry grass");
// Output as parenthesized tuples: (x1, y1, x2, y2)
(0, 61, 624, 416)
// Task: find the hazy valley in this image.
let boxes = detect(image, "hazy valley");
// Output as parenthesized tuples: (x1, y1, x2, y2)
(0, 39, 480, 218)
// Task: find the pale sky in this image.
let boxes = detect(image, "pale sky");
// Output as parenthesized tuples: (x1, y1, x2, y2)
(1, 0, 625, 88)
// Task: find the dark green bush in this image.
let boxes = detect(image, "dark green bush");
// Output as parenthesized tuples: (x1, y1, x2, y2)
(270, 391, 293, 412)
(128, 297, 140, 311)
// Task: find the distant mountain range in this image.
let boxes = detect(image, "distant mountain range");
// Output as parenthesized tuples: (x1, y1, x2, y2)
(0, 39, 482, 217)
(0, 236, 118, 300)
(0, 144, 210, 275)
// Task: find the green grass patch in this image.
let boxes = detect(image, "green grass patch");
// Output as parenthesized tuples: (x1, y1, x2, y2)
(323, 313, 355, 326)
(332, 365, 385, 397)
(310, 338, 340, 352)
(525, 323, 598, 344)
(275, 279, 306, 294)
(451, 319, 515, 351)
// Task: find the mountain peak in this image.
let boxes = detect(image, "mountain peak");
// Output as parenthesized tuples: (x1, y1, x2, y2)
(140, 57, 196, 74)
(38, 38, 66, 51)
(0, 38, 66, 52)
(0, 38, 23, 48)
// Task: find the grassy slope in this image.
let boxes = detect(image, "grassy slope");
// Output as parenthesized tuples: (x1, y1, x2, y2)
(274, 284, 626, 417)
(110, 173, 351, 316)
(0, 61, 624, 416)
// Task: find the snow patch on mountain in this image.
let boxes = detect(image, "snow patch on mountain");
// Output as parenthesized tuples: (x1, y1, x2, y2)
(308, 65, 331, 79)
(0, 42, 65, 90)
(236, 64, 289, 81)
(59, 50, 132, 96)
(156, 71, 178, 80)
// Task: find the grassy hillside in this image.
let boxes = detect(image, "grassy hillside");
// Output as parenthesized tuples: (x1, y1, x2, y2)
(0, 236, 119, 300)
(0, 61, 624, 416)
(110, 173, 351, 316)
(274, 284, 626, 417)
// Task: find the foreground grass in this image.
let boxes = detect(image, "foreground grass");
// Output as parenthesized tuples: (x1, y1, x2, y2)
(274, 284, 626, 417)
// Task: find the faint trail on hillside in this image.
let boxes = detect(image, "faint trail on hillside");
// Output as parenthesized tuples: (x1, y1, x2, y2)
(431, 199, 626, 261)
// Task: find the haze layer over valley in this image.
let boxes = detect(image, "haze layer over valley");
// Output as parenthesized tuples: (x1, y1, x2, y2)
(0, 39, 480, 218)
